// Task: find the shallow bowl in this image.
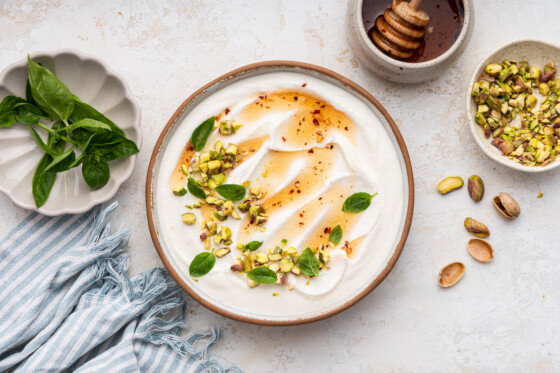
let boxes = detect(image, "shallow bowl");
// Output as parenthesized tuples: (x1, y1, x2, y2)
(466, 39, 560, 173)
(146, 61, 414, 325)
(0, 49, 142, 215)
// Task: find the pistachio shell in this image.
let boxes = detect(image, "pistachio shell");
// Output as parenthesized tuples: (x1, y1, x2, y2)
(464, 217, 490, 238)
(493, 192, 521, 219)
(438, 262, 465, 288)
(467, 239, 494, 262)
(437, 176, 464, 195)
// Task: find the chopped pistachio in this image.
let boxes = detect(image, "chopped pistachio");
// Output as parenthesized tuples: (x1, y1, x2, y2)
(242, 180, 251, 188)
(225, 144, 238, 155)
(215, 248, 230, 258)
(221, 226, 232, 240)
(204, 236, 211, 250)
(181, 163, 189, 175)
(280, 259, 294, 273)
(281, 239, 288, 246)
(206, 196, 224, 206)
(173, 187, 187, 196)
(269, 263, 280, 272)
(232, 121, 243, 132)
(268, 253, 282, 261)
(248, 279, 258, 288)
(291, 266, 301, 275)
(212, 235, 223, 245)
(230, 209, 241, 220)
(182, 213, 196, 225)
(207, 160, 221, 174)
(256, 252, 269, 264)
(211, 173, 226, 185)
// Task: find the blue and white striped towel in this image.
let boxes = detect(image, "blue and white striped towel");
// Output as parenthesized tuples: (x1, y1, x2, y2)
(0, 202, 241, 373)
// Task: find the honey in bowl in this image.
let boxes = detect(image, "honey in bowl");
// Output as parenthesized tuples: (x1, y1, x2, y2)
(362, 0, 464, 62)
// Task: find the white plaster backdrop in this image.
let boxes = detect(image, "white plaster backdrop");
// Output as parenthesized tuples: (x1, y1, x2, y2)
(1, 1, 559, 371)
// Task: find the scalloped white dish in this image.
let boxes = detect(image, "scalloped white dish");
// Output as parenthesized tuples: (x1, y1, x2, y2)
(0, 49, 142, 215)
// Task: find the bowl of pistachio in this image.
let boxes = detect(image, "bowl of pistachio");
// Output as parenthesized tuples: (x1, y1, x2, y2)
(467, 39, 560, 172)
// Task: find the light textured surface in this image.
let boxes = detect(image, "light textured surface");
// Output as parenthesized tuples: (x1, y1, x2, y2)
(1, 1, 559, 371)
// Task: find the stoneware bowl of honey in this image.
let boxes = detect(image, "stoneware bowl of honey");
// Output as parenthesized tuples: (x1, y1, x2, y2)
(347, 0, 474, 84)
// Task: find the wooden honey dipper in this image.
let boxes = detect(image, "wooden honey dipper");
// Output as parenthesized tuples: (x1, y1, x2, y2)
(371, 0, 430, 60)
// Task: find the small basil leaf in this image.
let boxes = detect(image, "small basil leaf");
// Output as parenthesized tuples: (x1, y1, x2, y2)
(32, 154, 57, 207)
(51, 150, 76, 173)
(342, 192, 377, 213)
(82, 155, 110, 189)
(69, 99, 124, 135)
(48, 121, 66, 155)
(191, 116, 215, 152)
(214, 184, 246, 201)
(61, 118, 111, 133)
(247, 267, 277, 284)
(27, 56, 74, 121)
(298, 248, 320, 277)
(187, 177, 207, 199)
(45, 146, 75, 172)
(95, 138, 139, 161)
(189, 251, 216, 277)
(245, 241, 263, 251)
(329, 225, 343, 245)
(26, 125, 52, 154)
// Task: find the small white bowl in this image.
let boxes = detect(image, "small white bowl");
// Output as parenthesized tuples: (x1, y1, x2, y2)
(466, 39, 560, 173)
(0, 49, 142, 215)
(346, 0, 474, 84)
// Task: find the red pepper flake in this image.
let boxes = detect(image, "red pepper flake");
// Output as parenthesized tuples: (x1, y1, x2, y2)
(344, 126, 348, 131)
(316, 131, 323, 135)
(308, 149, 314, 153)
(320, 104, 325, 108)
(297, 190, 301, 194)
(313, 110, 321, 114)
(302, 83, 307, 87)
(313, 118, 319, 125)
(289, 189, 295, 194)
(330, 144, 334, 149)
(318, 197, 322, 200)
(294, 96, 298, 101)
(282, 137, 286, 142)
(299, 222, 304, 226)
(225, 108, 230, 114)
(188, 146, 194, 151)
(259, 95, 264, 99)
(299, 213, 304, 218)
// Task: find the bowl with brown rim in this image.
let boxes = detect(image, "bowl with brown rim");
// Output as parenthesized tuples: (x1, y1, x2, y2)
(146, 61, 414, 325)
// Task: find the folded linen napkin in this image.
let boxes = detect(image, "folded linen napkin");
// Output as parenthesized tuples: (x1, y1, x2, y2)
(0, 202, 241, 373)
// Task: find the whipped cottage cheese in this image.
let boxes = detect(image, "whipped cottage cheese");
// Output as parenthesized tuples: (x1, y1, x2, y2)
(155, 72, 405, 320)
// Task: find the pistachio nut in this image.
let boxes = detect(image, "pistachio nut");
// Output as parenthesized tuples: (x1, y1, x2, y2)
(437, 176, 464, 195)
(493, 192, 520, 219)
(438, 262, 465, 288)
(467, 238, 494, 262)
(215, 248, 231, 258)
(467, 175, 485, 202)
(181, 213, 196, 225)
(464, 217, 490, 238)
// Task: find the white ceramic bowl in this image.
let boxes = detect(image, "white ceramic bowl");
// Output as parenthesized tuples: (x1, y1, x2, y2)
(346, 0, 474, 84)
(0, 49, 142, 215)
(466, 39, 560, 173)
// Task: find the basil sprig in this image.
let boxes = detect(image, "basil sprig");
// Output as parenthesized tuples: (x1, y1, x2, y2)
(298, 248, 320, 277)
(329, 225, 342, 245)
(342, 192, 378, 213)
(189, 251, 216, 277)
(214, 184, 246, 201)
(247, 267, 277, 284)
(0, 56, 140, 207)
(191, 116, 215, 151)
(187, 177, 207, 199)
(245, 241, 263, 251)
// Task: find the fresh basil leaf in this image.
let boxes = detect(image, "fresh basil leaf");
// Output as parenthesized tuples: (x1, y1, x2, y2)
(51, 150, 76, 173)
(67, 152, 84, 169)
(16, 103, 45, 124)
(187, 177, 207, 199)
(48, 121, 65, 155)
(69, 99, 124, 135)
(298, 248, 320, 277)
(61, 118, 111, 133)
(342, 192, 377, 213)
(27, 56, 74, 121)
(25, 77, 40, 107)
(329, 225, 343, 245)
(247, 267, 277, 284)
(32, 154, 56, 207)
(189, 251, 216, 277)
(214, 184, 246, 201)
(0, 95, 26, 114)
(45, 146, 75, 172)
(245, 241, 263, 251)
(191, 116, 215, 152)
(0, 111, 19, 128)
(95, 138, 139, 161)
(26, 125, 52, 154)
(82, 155, 110, 189)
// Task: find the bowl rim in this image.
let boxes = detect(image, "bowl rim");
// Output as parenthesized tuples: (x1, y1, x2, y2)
(353, 0, 473, 69)
(145, 60, 415, 326)
(466, 38, 560, 173)
(0, 48, 142, 215)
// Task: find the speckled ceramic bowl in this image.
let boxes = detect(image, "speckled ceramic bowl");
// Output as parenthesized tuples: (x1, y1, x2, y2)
(466, 39, 560, 173)
(346, 0, 474, 84)
(0, 49, 142, 215)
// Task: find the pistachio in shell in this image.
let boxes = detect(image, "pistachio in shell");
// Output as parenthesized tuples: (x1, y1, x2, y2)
(467, 175, 484, 202)
(438, 262, 465, 288)
(467, 239, 494, 262)
(437, 176, 464, 195)
(493, 192, 520, 219)
(464, 217, 490, 238)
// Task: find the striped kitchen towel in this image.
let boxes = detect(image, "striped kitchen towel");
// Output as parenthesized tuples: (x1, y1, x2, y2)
(0, 202, 242, 373)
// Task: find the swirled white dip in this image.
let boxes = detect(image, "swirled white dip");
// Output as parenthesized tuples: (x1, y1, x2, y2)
(155, 72, 404, 320)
